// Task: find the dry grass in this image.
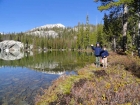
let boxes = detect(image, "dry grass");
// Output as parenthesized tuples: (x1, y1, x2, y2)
(36, 52, 140, 105)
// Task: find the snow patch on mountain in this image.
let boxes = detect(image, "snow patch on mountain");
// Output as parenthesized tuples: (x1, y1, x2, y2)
(26, 23, 65, 38)
(30, 23, 65, 31)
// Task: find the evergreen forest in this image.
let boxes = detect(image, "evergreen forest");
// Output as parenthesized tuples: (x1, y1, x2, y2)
(0, 0, 139, 54)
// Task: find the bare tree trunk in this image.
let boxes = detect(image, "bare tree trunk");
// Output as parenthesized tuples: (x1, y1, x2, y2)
(122, 4, 128, 52)
(113, 37, 116, 52)
(137, 0, 140, 56)
(131, 27, 136, 56)
(138, 16, 140, 56)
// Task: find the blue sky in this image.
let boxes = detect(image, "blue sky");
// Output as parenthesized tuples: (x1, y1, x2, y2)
(0, 0, 104, 33)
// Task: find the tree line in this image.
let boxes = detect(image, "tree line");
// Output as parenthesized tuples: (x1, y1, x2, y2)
(0, 16, 104, 51)
(0, 0, 139, 53)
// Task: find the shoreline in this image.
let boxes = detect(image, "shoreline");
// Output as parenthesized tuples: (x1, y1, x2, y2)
(36, 52, 140, 105)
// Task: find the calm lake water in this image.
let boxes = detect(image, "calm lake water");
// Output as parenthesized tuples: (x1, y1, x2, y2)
(0, 51, 94, 105)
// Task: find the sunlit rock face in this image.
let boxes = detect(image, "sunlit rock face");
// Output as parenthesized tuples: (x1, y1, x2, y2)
(26, 23, 65, 38)
(0, 40, 24, 52)
(27, 30, 58, 38)
(30, 23, 65, 31)
(0, 40, 24, 60)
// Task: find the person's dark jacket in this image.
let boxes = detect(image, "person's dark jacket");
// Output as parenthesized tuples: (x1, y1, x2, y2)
(91, 46, 102, 56)
(100, 50, 109, 58)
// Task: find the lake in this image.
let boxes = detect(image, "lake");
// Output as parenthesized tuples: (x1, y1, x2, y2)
(0, 51, 95, 105)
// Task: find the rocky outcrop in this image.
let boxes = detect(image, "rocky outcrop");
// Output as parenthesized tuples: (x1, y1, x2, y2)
(0, 40, 24, 60)
(26, 23, 65, 38)
(0, 40, 24, 52)
(30, 23, 65, 31)
(26, 30, 58, 38)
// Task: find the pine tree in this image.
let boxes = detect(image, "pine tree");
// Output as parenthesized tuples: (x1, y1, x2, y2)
(77, 22, 82, 49)
(84, 15, 90, 49)
(94, 0, 139, 51)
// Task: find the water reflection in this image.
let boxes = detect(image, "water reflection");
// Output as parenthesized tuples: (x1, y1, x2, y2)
(0, 51, 24, 60)
(0, 51, 95, 105)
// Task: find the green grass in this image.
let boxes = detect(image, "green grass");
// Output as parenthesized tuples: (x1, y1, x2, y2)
(36, 53, 140, 105)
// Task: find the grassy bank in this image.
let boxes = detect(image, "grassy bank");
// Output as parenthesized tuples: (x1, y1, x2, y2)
(36, 52, 140, 105)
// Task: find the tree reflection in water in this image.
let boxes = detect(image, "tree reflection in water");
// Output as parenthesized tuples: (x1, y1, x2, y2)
(0, 51, 95, 105)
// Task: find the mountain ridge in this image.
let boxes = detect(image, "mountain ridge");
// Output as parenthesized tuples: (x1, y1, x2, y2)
(29, 23, 65, 32)
(26, 23, 66, 38)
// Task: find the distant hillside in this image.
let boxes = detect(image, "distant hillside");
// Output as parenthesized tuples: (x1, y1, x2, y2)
(26, 23, 66, 38)
(30, 23, 65, 31)
(25, 23, 96, 38)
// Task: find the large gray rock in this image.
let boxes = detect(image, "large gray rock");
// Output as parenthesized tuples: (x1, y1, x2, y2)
(0, 40, 24, 52)
(0, 40, 24, 60)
